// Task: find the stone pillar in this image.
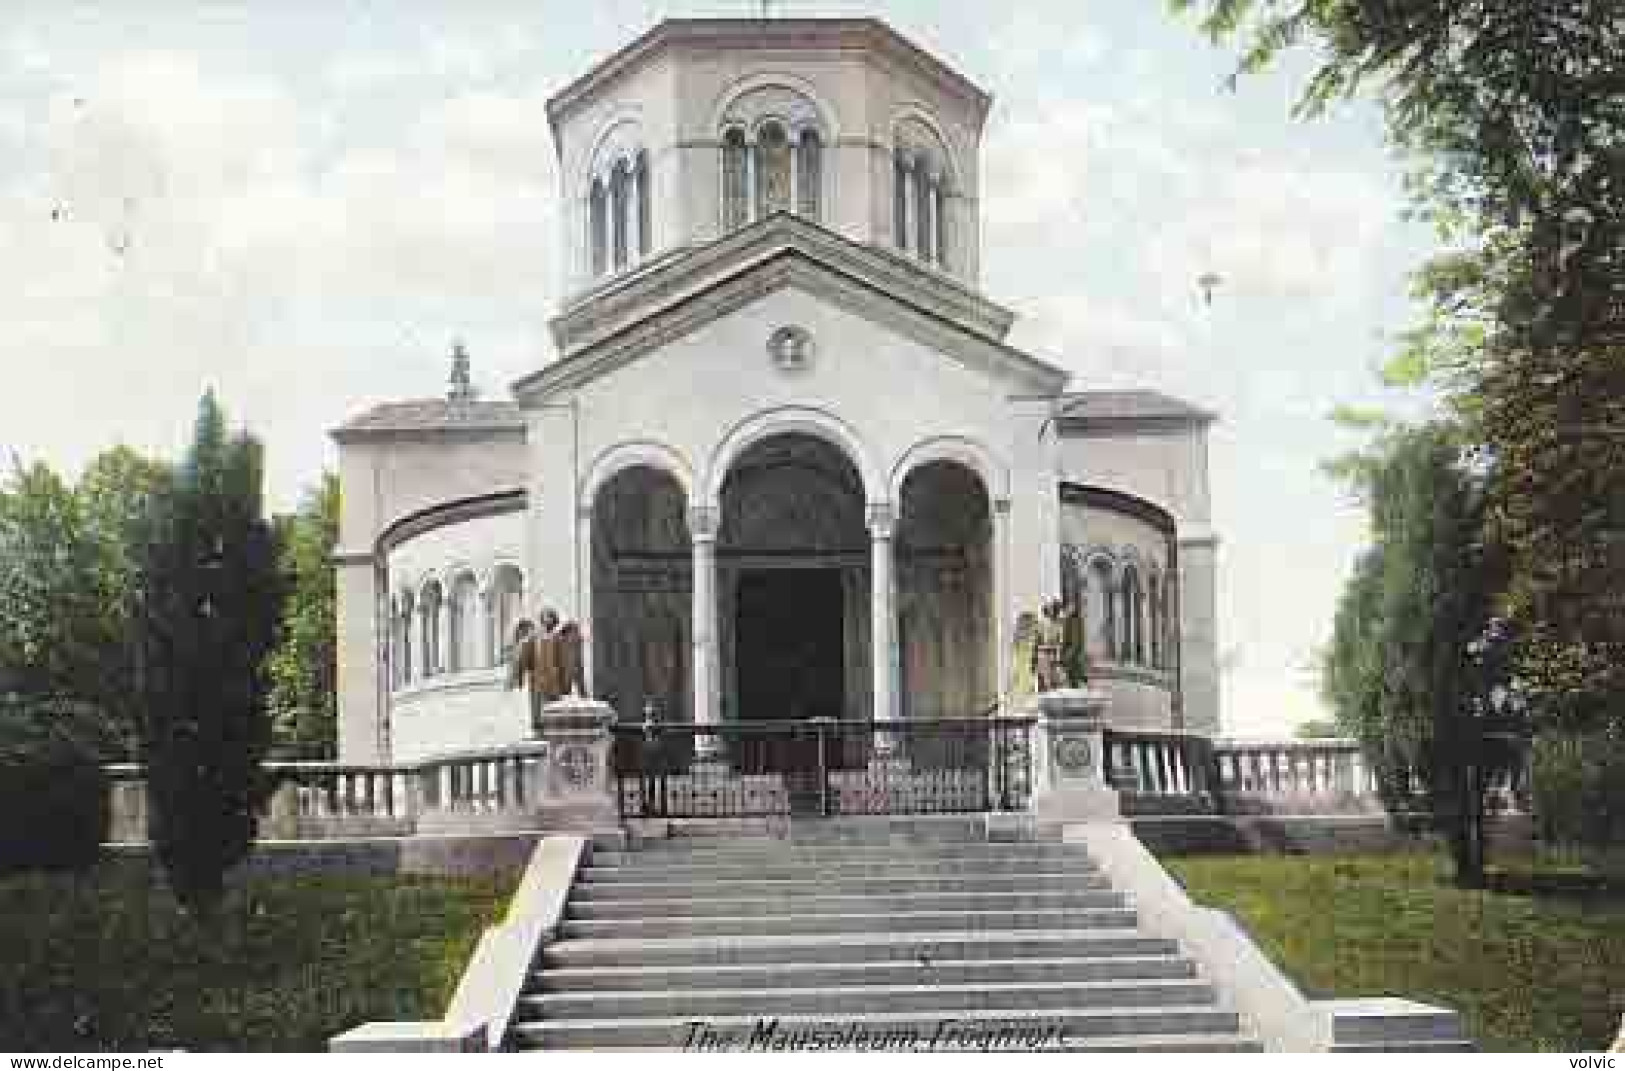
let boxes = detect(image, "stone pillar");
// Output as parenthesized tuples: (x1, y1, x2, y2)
(1177, 527, 1221, 737)
(535, 696, 619, 832)
(1031, 687, 1120, 827)
(868, 504, 899, 754)
(992, 498, 1012, 712)
(335, 550, 384, 762)
(689, 506, 721, 759)
(576, 503, 595, 695)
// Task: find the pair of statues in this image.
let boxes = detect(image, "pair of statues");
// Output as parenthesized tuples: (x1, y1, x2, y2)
(505, 607, 586, 736)
(1011, 597, 1090, 699)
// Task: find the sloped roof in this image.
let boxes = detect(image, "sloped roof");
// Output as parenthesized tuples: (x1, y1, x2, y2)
(546, 18, 991, 133)
(516, 211, 1068, 404)
(1058, 389, 1217, 428)
(332, 399, 524, 442)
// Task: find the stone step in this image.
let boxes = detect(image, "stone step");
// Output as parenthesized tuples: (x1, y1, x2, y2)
(617, 816, 996, 846)
(578, 856, 1101, 882)
(523, 977, 1219, 1019)
(542, 929, 1178, 968)
(591, 842, 1090, 866)
(533, 954, 1199, 992)
(559, 907, 1139, 940)
(566, 888, 1128, 920)
(571, 871, 1114, 900)
(510, 1006, 1247, 1050)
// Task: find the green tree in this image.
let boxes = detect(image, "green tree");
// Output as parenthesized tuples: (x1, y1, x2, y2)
(0, 463, 108, 708)
(267, 473, 339, 758)
(77, 446, 173, 752)
(1322, 423, 1518, 886)
(1293, 719, 1342, 740)
(137, 392, 279, 912)
(1171, 0, 1625, 739)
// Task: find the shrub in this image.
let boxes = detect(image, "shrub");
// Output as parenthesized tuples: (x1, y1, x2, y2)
(1532, 732, 1625, 849)
(0, 699, 110, 873)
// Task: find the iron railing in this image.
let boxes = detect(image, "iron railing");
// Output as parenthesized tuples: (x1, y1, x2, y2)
(613, 714, 1034, 819)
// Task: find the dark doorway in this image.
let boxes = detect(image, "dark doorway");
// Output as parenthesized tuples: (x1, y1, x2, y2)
(734, 568, 846, 722)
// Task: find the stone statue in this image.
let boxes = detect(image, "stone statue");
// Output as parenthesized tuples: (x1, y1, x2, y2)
(507, 607, 586, 736)
(1033, 598, 1070, 692)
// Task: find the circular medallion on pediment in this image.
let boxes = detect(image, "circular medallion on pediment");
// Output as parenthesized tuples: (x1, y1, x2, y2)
(767, 325, 815, 374)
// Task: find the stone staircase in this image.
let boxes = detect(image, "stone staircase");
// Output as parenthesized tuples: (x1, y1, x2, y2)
(508, 827, 1261, 1051)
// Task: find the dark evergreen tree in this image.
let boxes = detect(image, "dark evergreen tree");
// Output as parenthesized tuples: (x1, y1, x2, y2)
(137, 392, 279, 911)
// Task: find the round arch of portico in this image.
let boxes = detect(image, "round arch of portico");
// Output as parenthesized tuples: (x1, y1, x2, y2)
(580, 440, 696, 514)
(888, 434, 1009, 505)
(701, 406, 884, 514)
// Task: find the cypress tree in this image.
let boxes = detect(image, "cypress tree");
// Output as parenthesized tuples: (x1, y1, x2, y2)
(138, 392, 278, 912)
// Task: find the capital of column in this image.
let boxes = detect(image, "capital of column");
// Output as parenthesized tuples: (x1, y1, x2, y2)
(993, 497, 1012, 516)
(866, 502, 895, 540)
(688, 505, 719, 542)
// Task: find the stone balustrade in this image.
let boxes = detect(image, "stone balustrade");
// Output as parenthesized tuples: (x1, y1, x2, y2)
(105, 742, 552, 843)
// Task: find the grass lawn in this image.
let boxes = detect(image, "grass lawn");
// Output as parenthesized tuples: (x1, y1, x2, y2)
(1164, 852, 1625, 1052)
(0, 864, 513, 1052)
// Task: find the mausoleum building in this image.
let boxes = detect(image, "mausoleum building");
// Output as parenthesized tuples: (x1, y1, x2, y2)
(332, 18, 1221, 764)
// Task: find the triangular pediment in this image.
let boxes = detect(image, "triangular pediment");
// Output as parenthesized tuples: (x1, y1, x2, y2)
(513, 214, 1069, 405)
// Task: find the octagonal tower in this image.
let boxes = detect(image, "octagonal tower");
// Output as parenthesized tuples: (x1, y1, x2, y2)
(546, 18, 992, 301)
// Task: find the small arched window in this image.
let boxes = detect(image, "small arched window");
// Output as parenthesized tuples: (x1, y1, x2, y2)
(893, 154, 910, 251)
(588, 179, 607, 277)
(892, 124, 951, 269)
(420, 581, 443, 678)
(756, 121, 792, 217)
(1089, 559, 1115, 660)
(722, 128, 749, 230)
(609, 160, 631, 270)
(1148, 571, 1162, 669)
(1120, 566, 1144, 665)
(448, 573, 480, 673)
(489, 564, 525, 666)
(797, 128, 822, 220)
(915, 165, 934, 263)
(397, 593, 414, 686)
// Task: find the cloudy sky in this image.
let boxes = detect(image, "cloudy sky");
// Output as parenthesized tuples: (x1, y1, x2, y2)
(1, 0, 1435, 737)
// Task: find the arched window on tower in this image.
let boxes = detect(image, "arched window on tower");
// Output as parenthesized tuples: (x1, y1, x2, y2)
(722, 127, 749, 231)
(755, 121, 792, 217)
(634, 150, 651, 258)
(609, 160, 631, 270)
(588, 178, 607, 277)
(893, 125, 952, 270)
(797, 128, 822, 220)
(915, 164, 934, 263)
(893, 152, 911, 252)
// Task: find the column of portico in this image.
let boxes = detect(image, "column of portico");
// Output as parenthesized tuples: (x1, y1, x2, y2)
(869, 503, 899, 754)
(992, 497, 1012, 713)
(689, 505, 721, 758)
